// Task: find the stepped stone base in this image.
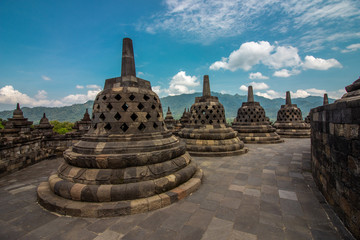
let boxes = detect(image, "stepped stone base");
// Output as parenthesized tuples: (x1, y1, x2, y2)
(187, 148, 248, 157)
(274, 122, 310, 138)
(238, 133, 284, 144)
(37, 168, 203, 218)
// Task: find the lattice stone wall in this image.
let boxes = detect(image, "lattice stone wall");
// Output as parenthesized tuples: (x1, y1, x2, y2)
(189, 102, 226, 125)
(276, 106, 303, 122)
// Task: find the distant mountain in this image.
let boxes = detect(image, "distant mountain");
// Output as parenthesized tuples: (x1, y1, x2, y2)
(0, 93, 334, 123)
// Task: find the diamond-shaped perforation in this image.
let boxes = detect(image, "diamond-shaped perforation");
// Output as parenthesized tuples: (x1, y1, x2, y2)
(138, 123, 146, 131)
(107, 103, 113, 110)
(151, 104, 156, 110)
(122, 103, 128, 111)
(154, 96, 157, 101)
(97, 105, 100, 109)
(99, 113, 106, 121)
(93, 123, 97, 129)
(129, 94, 135, 101)
(209, 120, 213, 124)
(114, 112, 121, 120)
(115, 94, 122, 101)
(205, 115, 209, 119)
(102, 95, 107, 100)
(130, 113, 138, 121)
(157, 113, 160, 118)
(205, 106, 208, 109)
(120, 123, 129, 132)
(137, 103, 144, 110)
(201, 120, 205, 124)
(92, 114, 95, 119)
(143, 95, 150, 101)
(153, 122, 158, 129)
(104, 123, 112, 130)
(146, 113, 151, 120)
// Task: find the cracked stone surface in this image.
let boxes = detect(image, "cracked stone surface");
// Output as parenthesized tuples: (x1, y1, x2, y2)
(0, 138, 354, 240)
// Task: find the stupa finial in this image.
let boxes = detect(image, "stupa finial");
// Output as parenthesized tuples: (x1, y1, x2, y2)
(323, 93, 329, 105)
(203, 75, 211, 97)
(121, 38, 136, 77)
(16, 103, 20, 110)
(248, 86, 254, 102)
(286, 91, 292, 105)
(43, 113, 46, 118)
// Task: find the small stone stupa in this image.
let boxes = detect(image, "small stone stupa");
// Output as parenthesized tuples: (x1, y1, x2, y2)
(164, 106, 176, 130)
(1, 103, 33, 136)
(180, 108, 191, 127)
(232, 86, 283, 143)
(336, 76, 360, 102)
(273, 91, 310, 138)
(178, 75, 248, 156)
(37, 38, 203, 217)
(73, 109, 92, 133)
(35, 113, 53, 135)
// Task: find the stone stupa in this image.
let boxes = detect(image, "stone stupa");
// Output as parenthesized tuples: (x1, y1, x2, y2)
(164, 106, 176, 130)
(73, 109, 92, 133)
(232, 86, 283, 143)
(37, 38, 203, 217)
(0, 103, 33, 137)
(178, 75, 248, 156)
(180, 108, 191, 127)
(273, 91, 310, 138)
(35, 113, 53, 135)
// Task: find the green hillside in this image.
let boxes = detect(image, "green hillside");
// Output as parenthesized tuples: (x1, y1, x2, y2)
(0, 93, 335, 123)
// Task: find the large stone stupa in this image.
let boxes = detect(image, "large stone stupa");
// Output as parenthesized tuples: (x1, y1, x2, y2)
(37, 38, 203, 217)
(273, 91, 310, 138)
(232, 86, 283, 144)
(178, 75, 248, 156)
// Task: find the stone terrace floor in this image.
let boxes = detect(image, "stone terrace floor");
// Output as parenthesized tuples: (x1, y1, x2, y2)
(0, 138, 355, 240)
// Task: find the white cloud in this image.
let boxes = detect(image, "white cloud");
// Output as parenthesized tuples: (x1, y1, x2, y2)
(141, 0, 360, 44)
(35, 90, 48, 100)
(303, 55, 342, 70)
(262, 46, 301, 69)
(341, 43, 360, 53)
(137, 71, 145, 76)
(76, 85, 84, 89)
(41, 75, 51, 81)
(86, 84, 101, 90)
(240, 82, 269, 92)
(255, 90, 282, 99)
(239, 85, 248, 91)
(152, 71, 200, 96)
(210, 41, 274, 71)
(249, 72, 268, 80)
(273, 69, 301, 78)
(0, 85, 102, 109)
(291, 89, 310, 98)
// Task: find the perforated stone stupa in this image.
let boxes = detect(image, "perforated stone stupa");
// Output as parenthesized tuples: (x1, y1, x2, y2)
(73, 109, 92, 133)
(37, 38, 203, 217)
(178, 75, 248, 156)
(164, 106, 176, 130)
(273, 91, 310, 138)
(232, 86, 283, 144)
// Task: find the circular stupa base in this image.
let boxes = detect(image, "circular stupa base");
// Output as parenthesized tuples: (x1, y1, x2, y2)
(37, 168, 203, 218)
(187, 147, 248, 157)
(276, 129, 310, 138)
(242, 137, 284, 144)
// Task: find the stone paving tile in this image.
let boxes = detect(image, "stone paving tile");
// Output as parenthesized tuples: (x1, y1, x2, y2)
(0, 139, 353, 240)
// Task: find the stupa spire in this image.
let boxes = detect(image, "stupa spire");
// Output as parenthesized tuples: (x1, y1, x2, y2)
(121, 38, 136, 77)
(248, 86, 254, 102)
(323, 93, 329, 105)
(286, 91, 292, 105)
(203, 75, 211, 97)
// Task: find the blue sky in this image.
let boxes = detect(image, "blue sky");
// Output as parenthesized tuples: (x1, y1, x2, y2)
(0, 0, 359, 110)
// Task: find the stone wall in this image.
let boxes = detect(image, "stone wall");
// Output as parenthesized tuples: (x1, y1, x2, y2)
(0, 132, 81, 177)
(310, 100, 360, 239)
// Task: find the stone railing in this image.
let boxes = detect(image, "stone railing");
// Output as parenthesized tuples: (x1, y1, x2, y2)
(310, 100, 360, 239)
(0, 132, 82, 177)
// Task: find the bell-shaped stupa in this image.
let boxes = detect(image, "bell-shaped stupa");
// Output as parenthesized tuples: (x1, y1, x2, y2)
(35, 113, 53, 135)
(1, 103, 33, 136)
(273, 91, 310, 138)
(37, 38, 203, 217)
(178, 75, 248, 156)
(232, 86, 283, 143)
(164, 106, 176, 130)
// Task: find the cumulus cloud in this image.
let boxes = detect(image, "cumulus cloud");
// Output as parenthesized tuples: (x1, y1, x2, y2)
(341, 43, 360, 53)
(76, 85, 84, 89)
(240, 82, 269, 92)
(210, 41, 274, 71)
(255, 90, 282, 99)
(41, 75, 51, 81)
(0, 85, 102, 109)
(291, 89, 310, 98)
(303, 55, 342, 70)
(151, 71, 200, 97)
(273, 69, 301, 78)
(249, 72, 268, 80)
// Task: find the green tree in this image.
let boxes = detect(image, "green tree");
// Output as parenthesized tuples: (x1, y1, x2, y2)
(50, 120, 74, 134)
